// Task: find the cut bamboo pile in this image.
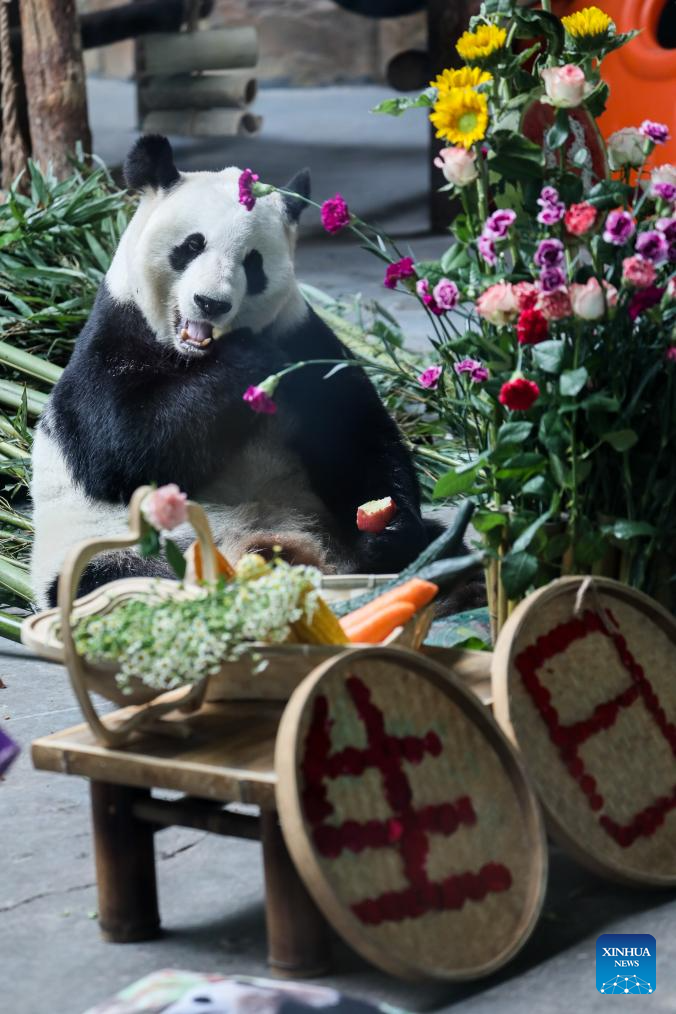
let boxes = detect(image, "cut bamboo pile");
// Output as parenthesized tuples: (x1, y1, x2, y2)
(137, 24, 261, 138)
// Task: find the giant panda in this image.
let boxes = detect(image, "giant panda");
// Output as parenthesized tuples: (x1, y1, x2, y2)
(30, 135, 440, 608)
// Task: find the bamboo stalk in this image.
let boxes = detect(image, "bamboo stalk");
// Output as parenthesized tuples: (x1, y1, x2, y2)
(0, 555, 32, 601)
(0, 441, 26, 460)
(0, 340, 62, 385)
(0, 381, 47, 417)
(0, 417, 21, 440)
(0, 610, 22, 642)
(0, 509, 32, 531)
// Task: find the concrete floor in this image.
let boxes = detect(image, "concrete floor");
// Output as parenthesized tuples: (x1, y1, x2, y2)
(2, 82, 676, 1013)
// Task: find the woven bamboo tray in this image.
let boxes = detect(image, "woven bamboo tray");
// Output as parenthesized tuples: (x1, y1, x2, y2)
(492, 576, 676, 886)
(275, 646, 547, 981)
(22, 487, 432, 747)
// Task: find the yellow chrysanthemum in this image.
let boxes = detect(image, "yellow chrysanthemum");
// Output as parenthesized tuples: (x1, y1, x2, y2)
(561, 6, 614, 38)
(456, 24, 507, 63)
(430, 87, 489, 149)
(430, 65, 492, 94)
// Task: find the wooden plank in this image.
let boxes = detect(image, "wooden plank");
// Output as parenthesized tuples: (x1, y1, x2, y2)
(139, 72, 257, 112)
(141, 108, 261, 137)
(138, 27, 258, 76)
(31, 701, 280, 807)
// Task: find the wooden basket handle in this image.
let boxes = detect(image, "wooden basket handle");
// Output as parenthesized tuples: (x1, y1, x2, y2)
(58, 485, 219, 748)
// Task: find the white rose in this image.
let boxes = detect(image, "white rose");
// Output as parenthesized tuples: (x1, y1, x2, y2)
(542, 64, 587, 108)
(608, 128, 646, 170)
(569, 277, 617, 320)
(433, 146, 478, 187)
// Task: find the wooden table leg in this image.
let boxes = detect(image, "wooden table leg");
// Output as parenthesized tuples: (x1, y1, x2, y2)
(90, 782, 161, 943)
(260, 810, 331, 978)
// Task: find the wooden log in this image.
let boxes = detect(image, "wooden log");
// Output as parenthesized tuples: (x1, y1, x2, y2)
(132, 795, 262, 839)
(138, 27, 258, 77)
(142, 108, 262, 138)
(19, 0, 91, 179)
(139, 72, 257, 112)
(90, 782, 161, 943)
(260, 810, 331, 978)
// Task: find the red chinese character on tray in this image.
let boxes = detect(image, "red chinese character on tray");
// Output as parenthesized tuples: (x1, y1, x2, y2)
(301, 675, 512, 925)
(515, 608, 676, 848)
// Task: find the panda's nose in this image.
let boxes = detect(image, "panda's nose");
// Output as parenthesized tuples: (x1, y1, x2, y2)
(193, 294, 232, 319)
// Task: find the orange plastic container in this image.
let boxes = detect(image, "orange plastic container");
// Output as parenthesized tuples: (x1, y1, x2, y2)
(553, 0, 676, 167)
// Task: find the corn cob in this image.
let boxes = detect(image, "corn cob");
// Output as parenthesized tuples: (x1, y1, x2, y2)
(291, 595, 349, 645)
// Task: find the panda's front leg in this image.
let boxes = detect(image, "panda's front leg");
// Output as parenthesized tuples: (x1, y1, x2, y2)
(350, 506, 436, 574)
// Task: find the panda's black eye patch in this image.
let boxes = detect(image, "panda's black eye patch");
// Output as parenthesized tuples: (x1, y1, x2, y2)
(170, 233, 205, 272)
(243, 249, 267, 296)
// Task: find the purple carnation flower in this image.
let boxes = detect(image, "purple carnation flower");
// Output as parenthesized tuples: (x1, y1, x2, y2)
(654, 182, 676, 204)
(320, 194, 350, 234)
(483, 209, 517, 240)
(657, 217, 676, 262)
(640, 120, 670, 146)
(238, 168, 260, 211)
(603, 209, 636, 246)
(454, 358, 489, 383)
(383, 256, 415, 289)
(537, 185, 565, 226)
(534, 238, 565, 269)
(418, 365, 443, 389)
(433, 278, 459, 311)
(477, 234, 497, 266)
(539, 266, 567, 292)
(243, 384, 277, 414)
(635, 230, 669, 265)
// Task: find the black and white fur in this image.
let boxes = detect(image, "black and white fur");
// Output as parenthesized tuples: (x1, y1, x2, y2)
(31, 136, 438, 607)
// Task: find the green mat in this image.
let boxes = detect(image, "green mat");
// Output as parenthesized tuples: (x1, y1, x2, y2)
(425, 607, 491, 650)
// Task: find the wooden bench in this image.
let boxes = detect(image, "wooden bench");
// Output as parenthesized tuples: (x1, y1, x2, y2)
(31, 699, 331, 978)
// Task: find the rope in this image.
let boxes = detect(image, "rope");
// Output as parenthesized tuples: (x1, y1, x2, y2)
(0, 0, 28, 190)
(573, 575, 618, 635)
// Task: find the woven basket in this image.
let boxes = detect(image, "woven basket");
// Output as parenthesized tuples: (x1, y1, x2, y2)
(22, 486, 432, 747)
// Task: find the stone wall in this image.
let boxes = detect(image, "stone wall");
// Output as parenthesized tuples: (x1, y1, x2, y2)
(81, 0, 426, 85)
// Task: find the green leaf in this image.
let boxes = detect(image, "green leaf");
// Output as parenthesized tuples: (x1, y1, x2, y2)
(533, 340, 565, 374)
(473, 510, 505, 534)
(138, 529, 161, 558)
(584, 80, 610, 118)
(164, 538, 187, 580)
(489, 132, 544, 180)
(500, 551, 540, 599)
(580, 393, 619, 412)
(433, 464, 479, 499)
(440, 244, 470, 273)
(560, 367, 588, 397)
(603, 519, 655, 541)
(602, 429, 638, 452)
(512, 510, 553, 554)
(522, 475, 549, 497)
(546, 108, 570, 151)
(371, 89, 435, 117)
(497, 421, 533, 445)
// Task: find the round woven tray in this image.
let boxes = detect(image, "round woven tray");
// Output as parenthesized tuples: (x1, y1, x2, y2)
(492, 576, 676, 886)
(275, 646, 546, 981)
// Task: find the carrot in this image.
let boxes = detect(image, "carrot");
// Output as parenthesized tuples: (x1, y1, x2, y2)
(343, 601, 417, 644)
(341, 578, 438, 630)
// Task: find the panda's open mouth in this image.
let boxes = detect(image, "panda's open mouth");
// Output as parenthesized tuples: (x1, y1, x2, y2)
(178, 319, 214, 352)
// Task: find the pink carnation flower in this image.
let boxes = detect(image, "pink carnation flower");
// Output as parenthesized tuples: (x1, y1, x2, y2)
(418, 365, 443, 389)
(513, 281, 539, 312)
(666, 347, 676, 363)
(144, 484, 188, 531)
(622, 255, 656, 288)
(416, 278, 445, 315)
(243, 384, 277, 414)
(320, 194, 350, 234)
(537, 288, 572, 321)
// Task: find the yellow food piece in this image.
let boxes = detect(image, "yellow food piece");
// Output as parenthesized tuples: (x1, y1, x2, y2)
(235, 553, 271, 581)
(291, 596, 349, 645)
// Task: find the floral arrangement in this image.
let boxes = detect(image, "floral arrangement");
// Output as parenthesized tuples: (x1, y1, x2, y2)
(239, 1, 676, 618)
(74, 550, 322, 693)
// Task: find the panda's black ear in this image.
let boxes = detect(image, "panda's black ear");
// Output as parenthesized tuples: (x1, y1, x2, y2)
(123, 135, 180, 192)
(281, 168, 311, 223)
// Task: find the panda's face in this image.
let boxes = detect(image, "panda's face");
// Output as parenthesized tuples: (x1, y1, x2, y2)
(111, 148, 307, 358)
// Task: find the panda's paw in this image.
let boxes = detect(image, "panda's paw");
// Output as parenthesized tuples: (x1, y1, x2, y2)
(237, 531, 330, 571)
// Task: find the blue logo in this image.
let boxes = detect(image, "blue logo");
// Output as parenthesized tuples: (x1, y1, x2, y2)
(597, 934, 656, 994)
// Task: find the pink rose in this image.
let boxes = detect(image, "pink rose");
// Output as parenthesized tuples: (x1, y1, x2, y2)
(622, 255, 657, 288)
(476, 282, 517, 326)
(569, 277, 617, 320)
(513, 281, 539, 312)
(542, 64, 587, 108)
(143, 484, 188, 531)
(537, 288, 572, 321)
(433, 146, 478, 187)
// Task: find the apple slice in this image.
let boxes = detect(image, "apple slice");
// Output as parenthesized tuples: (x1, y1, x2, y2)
(356, 496, 397, 533)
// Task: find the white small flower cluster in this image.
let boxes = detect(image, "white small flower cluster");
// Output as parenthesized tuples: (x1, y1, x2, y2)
(73, 560, 321, 694)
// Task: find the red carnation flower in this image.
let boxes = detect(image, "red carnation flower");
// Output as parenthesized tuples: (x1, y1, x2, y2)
(564, 202, 597, 237)
(498, 376, 540, 411)
(516, 308, 549, 345)
(320, 193, 350, 234)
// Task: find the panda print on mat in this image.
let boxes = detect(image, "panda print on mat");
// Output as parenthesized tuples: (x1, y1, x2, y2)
(31, 135, 439, 607)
